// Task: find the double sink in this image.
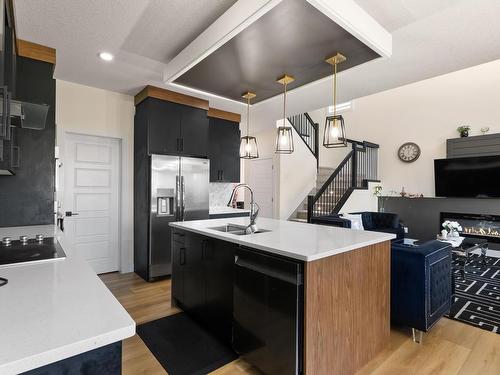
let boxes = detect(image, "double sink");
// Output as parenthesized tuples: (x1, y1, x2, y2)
(209, 223, 271, 236)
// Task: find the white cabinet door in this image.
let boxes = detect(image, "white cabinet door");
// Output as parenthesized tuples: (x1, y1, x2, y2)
(247, 158, 274, 218)
(63, 133, 120, 274)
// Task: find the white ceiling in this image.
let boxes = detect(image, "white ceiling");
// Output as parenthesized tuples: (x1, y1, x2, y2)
(14, 0, 237, 94)
(13, 0, 500, 123)
(353, 0, 461, 32)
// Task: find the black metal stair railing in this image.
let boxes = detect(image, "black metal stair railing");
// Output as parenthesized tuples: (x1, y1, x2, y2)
(287, 113, 319, 169)
(307, 139, 379, 222)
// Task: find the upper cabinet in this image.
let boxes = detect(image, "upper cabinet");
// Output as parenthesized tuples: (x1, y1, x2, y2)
(134, 87, 242, 183)
(135, 87, 209, 158)
(208, 110, 241, 183)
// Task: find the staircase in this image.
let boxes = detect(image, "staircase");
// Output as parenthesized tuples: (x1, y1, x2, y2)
(287, 112, 380, 222)
(290, 167, 335, 222)
(307, 140, 379, 222)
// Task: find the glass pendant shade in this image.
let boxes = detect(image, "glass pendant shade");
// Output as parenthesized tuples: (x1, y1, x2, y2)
(240, 135, 259, 159)
(323, 114, 347, 148)
(275, 126, 294, 154)
(275, 74, 295, 154)
(240, 91, 259, 159)
(323, 53, 348, 148)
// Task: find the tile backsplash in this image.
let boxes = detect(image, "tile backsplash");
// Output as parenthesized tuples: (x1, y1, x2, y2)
(209, 183, 241, 207)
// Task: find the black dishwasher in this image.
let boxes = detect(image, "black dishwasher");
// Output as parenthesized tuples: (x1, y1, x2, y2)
(233, 247, 303, 375)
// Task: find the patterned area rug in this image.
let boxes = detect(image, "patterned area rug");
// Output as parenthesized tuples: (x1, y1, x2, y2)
(449, 255, 500, 334)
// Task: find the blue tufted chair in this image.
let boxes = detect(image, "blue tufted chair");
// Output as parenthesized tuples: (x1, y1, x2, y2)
(311, 212, 405, 242)
(391, 240, 453, 343)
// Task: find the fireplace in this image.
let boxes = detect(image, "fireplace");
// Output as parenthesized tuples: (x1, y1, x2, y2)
(440, 212, 500, 245)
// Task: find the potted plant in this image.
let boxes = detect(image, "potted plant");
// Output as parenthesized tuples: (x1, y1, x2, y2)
(457, 125, 470, 137)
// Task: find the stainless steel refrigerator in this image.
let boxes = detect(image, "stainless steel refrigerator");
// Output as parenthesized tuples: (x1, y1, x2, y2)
(149, 155, 209, 279)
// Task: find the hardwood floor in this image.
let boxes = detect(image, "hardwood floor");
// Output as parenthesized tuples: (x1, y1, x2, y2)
(100, 272, 500, 375)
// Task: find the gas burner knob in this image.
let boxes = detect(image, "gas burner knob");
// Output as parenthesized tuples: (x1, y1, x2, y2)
(2, 237, 12, 246)
(20, 236, 28, 245)
(35, 234, 44, 243)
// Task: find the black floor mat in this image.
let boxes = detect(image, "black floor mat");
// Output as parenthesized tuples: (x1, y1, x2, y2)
(136, 312, 238, 375)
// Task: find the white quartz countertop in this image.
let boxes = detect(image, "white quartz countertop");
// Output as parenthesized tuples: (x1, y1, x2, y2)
(170, 217, 395, 262)
(0, 225, 135, 375)
(209, 206, 250, 215)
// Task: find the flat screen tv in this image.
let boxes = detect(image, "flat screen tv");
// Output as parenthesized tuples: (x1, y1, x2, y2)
(434, 155, 500, 198)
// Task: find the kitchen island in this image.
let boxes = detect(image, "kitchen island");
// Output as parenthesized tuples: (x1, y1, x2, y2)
(0, 225, 135, 375)
(170, 217, 395, 375)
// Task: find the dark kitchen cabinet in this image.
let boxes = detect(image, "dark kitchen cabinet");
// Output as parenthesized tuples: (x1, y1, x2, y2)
(209, 117, 240, 182)
(182, 233, 205, 319)
(203, 238, 235, 343)
(171, 230, 235, 343)
(138, 97, 208, 157)
(147, 98, 180, 155)
(171, 239, 185, 306)
(180, 105, 208, 157)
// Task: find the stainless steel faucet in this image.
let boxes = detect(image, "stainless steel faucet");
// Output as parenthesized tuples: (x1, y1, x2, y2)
(227, 183, 260, 234)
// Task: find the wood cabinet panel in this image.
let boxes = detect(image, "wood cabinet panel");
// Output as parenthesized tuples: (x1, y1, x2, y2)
(304, 241, 391, 375)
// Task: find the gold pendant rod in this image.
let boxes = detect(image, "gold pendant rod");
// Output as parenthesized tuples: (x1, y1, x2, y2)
(276, 74, 295, 127)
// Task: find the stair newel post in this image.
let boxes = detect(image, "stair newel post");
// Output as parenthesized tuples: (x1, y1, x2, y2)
(307, 195, 314, 223)
(314, 122, 319, 171)
(351, 143, 357, 188)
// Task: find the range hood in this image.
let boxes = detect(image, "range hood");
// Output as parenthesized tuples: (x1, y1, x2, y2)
(1, 99, 50, 130)
(0, 99, 49, 176)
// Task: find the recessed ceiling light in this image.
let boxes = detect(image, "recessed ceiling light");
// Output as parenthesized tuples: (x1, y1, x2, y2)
(98, 52, 114, 61)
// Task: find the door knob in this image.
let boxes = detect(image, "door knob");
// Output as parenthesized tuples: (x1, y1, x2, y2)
(65, 211, 79, 217)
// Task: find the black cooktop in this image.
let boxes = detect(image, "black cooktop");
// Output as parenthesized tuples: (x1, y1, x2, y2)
(0, 237, 66, 266)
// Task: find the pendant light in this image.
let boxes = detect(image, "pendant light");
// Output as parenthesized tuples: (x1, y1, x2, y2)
(275, 74, 295, 154)
(323, 53, 347, 148)
(240, 92, 259, 159)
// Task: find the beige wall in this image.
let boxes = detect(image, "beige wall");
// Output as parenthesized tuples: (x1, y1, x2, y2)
(56, 80, 135, 273)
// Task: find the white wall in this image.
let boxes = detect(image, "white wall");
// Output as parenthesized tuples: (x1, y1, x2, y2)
(305, 59, 500, 198)
(245, 59, 500, 217)
(338, 182, 379, 214)
(243, 120, 317, 219)
(278, 123, 316, 219)
(56, 80, 135, 273)
(338, 59, 500, 197)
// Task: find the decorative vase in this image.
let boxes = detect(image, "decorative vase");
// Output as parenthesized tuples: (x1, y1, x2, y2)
(460, 131, 468, 138)
(450, 229, 459, 237)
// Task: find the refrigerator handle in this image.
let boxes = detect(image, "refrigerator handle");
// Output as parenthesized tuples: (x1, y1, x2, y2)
(180, 175, 186, 221)
(175, 175, 181, 221)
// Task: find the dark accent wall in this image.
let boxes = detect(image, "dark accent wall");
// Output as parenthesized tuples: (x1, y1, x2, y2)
(0, 56, 55, 227)
(447, 134, 500, 158)
(381, 197, 500, 249)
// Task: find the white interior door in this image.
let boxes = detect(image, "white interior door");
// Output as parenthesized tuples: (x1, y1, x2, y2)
(63, 133, 120, 274)
(247, 158, 274, 218)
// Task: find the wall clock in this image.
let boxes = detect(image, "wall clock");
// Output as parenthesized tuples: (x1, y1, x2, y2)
(398, 142, 421, 163)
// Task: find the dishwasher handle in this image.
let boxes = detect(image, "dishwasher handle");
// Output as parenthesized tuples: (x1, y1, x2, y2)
(235, 254, 302, 285)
